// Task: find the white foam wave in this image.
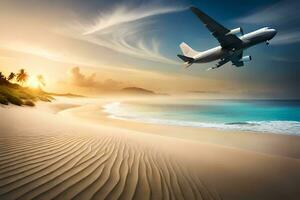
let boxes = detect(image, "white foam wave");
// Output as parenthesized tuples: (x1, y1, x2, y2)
(103, 102, 300, 135)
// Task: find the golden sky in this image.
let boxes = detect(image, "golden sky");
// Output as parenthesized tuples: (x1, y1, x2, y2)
(1, 0, 297, 98)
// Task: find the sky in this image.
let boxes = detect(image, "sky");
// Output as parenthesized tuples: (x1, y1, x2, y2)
(0, 0, 299, 98)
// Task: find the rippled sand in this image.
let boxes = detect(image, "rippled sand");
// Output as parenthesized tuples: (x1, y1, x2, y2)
(0, 105, 220, 200)
(0, 98, 300, 200)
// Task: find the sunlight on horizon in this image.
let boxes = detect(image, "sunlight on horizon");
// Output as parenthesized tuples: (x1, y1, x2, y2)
(26, 76, 40, 89)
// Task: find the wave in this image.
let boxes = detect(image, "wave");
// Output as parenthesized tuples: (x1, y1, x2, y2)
(103, 102, 300, 136)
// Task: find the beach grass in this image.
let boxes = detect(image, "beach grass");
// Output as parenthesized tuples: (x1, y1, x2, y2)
(0, 83, 53, 106)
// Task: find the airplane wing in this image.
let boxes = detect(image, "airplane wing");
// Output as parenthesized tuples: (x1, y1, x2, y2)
(190, 7, 243, 49)
(230, 51, 244, 67)
(207, 51, 244, 70)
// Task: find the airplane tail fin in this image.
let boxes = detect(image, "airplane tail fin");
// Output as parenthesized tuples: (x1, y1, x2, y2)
(179, 42, 200, 58)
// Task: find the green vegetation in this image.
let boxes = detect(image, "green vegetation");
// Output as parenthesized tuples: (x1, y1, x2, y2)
(0, 94, 9, 105)
(0, 69, 53, 106)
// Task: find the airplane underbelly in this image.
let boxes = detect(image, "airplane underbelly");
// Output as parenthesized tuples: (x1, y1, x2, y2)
(196, 49, 225, 63)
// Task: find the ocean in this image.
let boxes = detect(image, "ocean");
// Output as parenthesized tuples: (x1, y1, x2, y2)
(103, 99, 300, 135)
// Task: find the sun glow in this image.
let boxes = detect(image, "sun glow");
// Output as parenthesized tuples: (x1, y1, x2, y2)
(27, 77, 39, 89)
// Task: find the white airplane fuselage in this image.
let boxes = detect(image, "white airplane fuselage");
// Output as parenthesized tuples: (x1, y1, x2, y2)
(193, 27, 277, 63)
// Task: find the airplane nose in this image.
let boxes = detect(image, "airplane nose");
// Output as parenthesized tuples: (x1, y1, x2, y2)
(269, 29, 277, 39)
(272, 29, 277, 35)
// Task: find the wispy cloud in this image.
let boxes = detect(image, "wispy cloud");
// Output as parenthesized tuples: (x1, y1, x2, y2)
(64, 3, 185, 65)
(237, 0, 299, 24)
(271, 55, 300, 63)
(271, 30, 300, 45)
(0, 42, 62, 62)
(0, 56, 13, 61)
(237, 0, 300, 45)
(83, 5, 185, 35)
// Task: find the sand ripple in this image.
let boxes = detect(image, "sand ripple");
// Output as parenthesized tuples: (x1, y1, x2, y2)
(0, 133, 220, 200)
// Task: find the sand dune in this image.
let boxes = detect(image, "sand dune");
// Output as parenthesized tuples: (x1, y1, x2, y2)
(0, 105, 220, 200)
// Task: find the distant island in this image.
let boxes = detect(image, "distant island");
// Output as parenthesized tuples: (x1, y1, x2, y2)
(47, 92, 85, 98)
(121, 87, 155, 95)
(189, 90, 220, 94)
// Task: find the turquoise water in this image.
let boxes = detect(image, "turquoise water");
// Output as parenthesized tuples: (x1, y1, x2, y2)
(103, 100, 300, 135)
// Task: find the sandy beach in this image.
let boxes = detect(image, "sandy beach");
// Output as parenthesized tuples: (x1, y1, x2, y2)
(1, 97, 300, 200)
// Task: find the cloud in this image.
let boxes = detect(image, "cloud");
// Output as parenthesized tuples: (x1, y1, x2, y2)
(68, 67, 121, 90)
(271, 30, 300, 45)
(237, 0, 300, 24)
(63, 3, 185, 65)
(0, 56, 13, 61)
(83, 4, 185, 35)
(237, 0, 300, 45)
(0, 42, 62, 62)
(69, 67, 97, 87)
(271, 55, 300, 63)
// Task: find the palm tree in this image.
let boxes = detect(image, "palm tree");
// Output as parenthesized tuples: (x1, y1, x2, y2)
(8, 72, 16, 81)
(0, 72, 7, 84)
(16, 69, 29, 86)
(0, 72, 5, 80)
(0, 72, 6, 80)
(36, 74, 45, 89)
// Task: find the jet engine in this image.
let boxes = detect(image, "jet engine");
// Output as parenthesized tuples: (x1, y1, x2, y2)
(227, 27, 244, 35)
(239, 55, 252, 62)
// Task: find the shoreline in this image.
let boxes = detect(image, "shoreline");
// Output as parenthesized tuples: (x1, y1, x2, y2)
(58, 99, 300, 159)
(101, 100, 300, 136)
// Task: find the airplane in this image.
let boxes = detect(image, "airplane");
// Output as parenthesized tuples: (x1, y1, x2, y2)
(177, 7, 277, 70)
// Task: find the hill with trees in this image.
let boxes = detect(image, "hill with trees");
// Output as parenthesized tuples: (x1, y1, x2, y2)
(0, 69, 53, 106)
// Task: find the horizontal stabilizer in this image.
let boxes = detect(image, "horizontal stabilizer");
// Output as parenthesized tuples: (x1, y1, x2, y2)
(177, 54, 194, 62)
